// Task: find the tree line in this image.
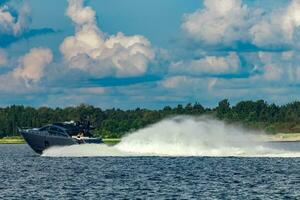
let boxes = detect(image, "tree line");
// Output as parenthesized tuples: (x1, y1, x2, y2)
(1, 99, 300, 138)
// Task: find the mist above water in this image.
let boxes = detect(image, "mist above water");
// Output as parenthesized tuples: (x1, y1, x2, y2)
(42, 116, 300, 157)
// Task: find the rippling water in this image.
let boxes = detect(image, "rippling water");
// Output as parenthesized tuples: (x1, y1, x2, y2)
(1, 144, 300, 199)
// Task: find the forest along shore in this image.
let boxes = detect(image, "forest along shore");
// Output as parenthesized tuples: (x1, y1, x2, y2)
(3, 100, 300, 139)
(1, 134, 300, 144)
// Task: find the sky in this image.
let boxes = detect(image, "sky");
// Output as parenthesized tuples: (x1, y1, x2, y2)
(0, 0, 300, 109)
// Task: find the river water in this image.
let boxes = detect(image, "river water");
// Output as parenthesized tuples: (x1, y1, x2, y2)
(0, 144, 300, 199)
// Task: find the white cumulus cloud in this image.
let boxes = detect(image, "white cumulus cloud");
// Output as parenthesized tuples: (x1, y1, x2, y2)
(13, 48, 53, 82)
(182, 0, 300, 48)
(250, 0, 300, 47)
(60, 0, 154, 77)
(263, 65, 283, 81)
(161, 76, 188, 89)
(257, 51, 300, 82)
(182, 0, 252, 46)
(170, 52, 240, 75)
(0, 1, 30, 36)
(0, 47, 52, 93)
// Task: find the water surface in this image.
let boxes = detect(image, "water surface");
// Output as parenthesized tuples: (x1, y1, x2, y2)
(0, 144, 300, 199)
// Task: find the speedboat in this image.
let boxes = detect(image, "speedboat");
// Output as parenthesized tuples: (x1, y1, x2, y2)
(18, 121, 102, 154)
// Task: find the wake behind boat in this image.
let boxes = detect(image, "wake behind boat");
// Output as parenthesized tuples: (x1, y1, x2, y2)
(18, 121, 102, 154)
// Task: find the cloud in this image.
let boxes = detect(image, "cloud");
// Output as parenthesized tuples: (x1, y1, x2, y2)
(0, 47, 53, 94)
(263, 65, 283, 81)
(2, 0, 300, 108)
(182, 0, 300, 49)
(156, 72, 299, 108)
(182, 0, 252, 46)
(12, 48, 53, 82)
(208, 78, 218, 91)
(0, 48, 7, 66)
(256, 51, 300, 82)
(78, 87, 105, 94)
(160, 75, 218, 93)
(161, 76, 188, 89)
(66, 0, 96, 26)
(156, 75, 233, 106)
(0, 1, 56, 47)
(0, 0, 30, 36)
(60, 0, 154, 77)
(250, 0, 300, 48)
(169, 52, 240, 75)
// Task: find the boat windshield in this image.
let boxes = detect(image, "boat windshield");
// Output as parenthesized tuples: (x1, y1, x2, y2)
(39, 126, 49, 131)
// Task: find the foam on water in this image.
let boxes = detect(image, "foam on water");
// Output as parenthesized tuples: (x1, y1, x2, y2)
(42, 116, 300, 157)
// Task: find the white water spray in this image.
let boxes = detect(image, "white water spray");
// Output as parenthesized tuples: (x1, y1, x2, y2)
(42, 116, 300, 157)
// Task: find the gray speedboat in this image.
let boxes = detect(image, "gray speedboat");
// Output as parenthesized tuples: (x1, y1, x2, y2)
(19, 121, 102, 154)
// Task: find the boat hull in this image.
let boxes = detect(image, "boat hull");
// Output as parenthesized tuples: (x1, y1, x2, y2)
(20, 130, 102, 154)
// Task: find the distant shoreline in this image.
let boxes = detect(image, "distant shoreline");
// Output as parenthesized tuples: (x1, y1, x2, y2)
(0, 136, 25, 144)
(1, 134, 300, 144)
(0, 137, 121, 144)
(262, 133, 300, 142)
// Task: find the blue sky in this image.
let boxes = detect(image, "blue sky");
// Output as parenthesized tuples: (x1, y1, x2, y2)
(0, 0, 300, 109)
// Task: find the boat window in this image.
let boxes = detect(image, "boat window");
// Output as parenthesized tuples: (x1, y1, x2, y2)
(49, 126, 67, 137)
(40, 126, 49, 131)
